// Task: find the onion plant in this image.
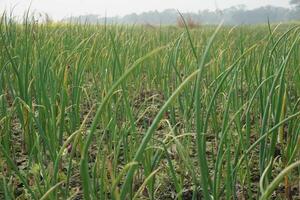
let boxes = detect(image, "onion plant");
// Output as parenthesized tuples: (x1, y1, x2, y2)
(0, 12, 299, 200)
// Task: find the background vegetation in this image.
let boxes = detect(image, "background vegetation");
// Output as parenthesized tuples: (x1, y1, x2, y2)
(63, 5, 300, 25)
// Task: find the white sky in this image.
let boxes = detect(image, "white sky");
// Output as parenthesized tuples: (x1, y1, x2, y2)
(0, 0, 292, 20)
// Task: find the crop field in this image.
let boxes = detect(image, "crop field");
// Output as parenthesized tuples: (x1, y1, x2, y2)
(0, 15, 300, 199)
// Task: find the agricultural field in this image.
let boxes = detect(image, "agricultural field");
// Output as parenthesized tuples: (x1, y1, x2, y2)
(0, 16, 300, 199)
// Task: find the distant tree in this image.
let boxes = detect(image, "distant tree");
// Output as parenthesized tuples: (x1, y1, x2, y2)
(176, 15, 200, 29)
(290, 0, 300, 8)
(290, 0, 300, 19)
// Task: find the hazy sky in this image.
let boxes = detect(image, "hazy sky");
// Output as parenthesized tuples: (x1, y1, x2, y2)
(0, 0, 292, 20)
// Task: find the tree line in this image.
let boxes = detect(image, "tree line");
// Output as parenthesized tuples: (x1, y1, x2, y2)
(63, 5, 300, 25)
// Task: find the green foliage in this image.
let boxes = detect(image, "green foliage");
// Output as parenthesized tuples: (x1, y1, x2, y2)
(0, 14, 300, 199)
